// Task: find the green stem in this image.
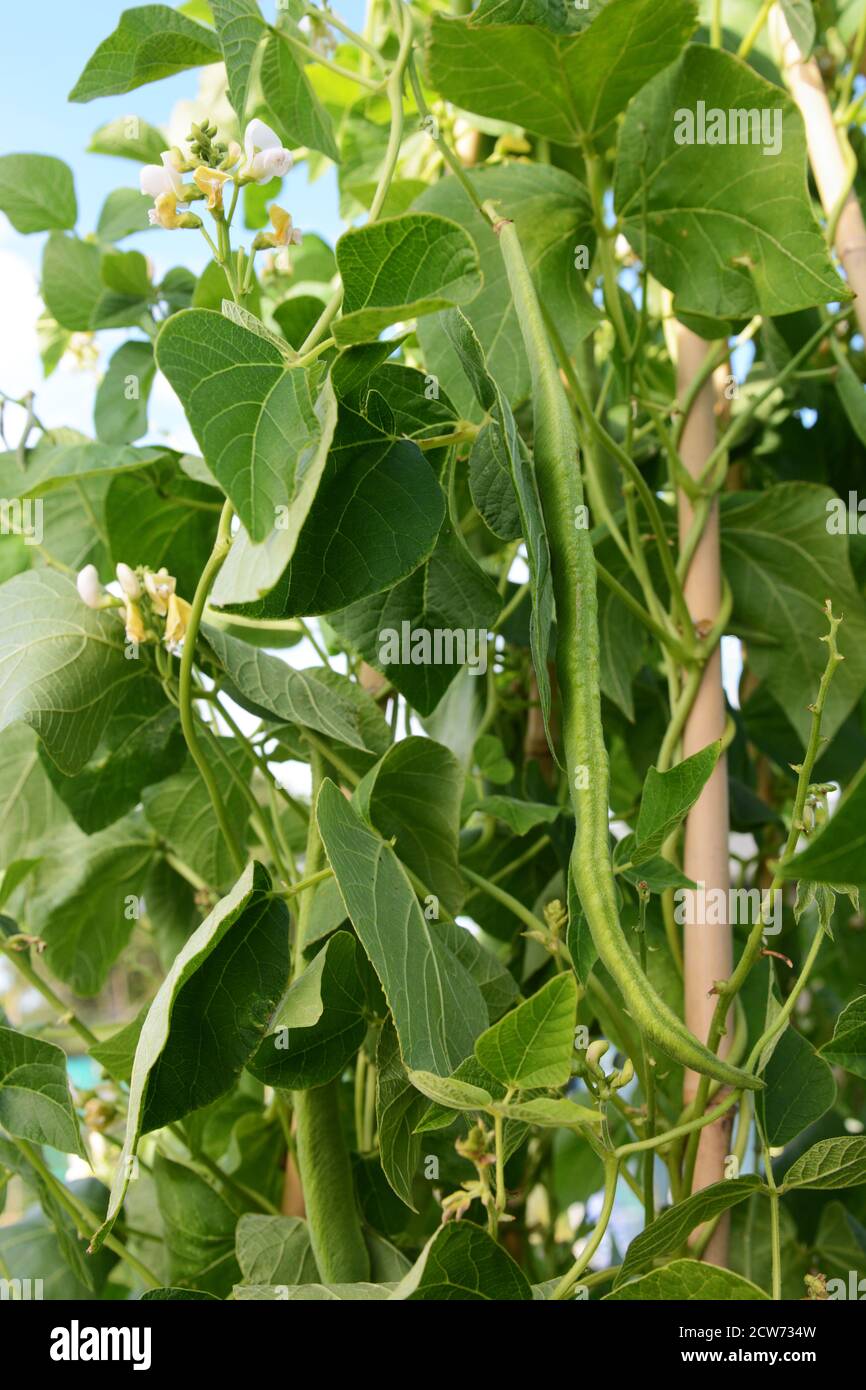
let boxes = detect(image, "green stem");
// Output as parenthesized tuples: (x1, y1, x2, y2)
(14, 1140, 161, 1289)
(737, 0, 772, 59)
(179, 501, 245, 876)
(764, 1143, 782, 1300)
(551, 1157, 619, 1300)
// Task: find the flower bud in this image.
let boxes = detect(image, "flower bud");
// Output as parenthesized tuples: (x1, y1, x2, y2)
(165, 592, 192, 647)
(76, 564, 103, 609)
(115, 562, 141, 599)
(612, 1057, 635, 1090)
(124, 599, 146, 646)
(585, 1039, 610, 1075)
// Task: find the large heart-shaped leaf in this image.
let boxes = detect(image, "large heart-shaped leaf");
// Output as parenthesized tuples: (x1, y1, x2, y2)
(317, 780, 488, 1074)
(616, 45, 847, 319)
(94, 862, 289, 1250)
(391, 1222, 531, 1300)
(334, 213, 482, 346)
(0, 570, 136, 776)
(605, 1258, 769, 1301)
(474, 975, 578, 1090)
(69, 5, 221, 101)
(354, 737, 465, 912)
(426, 0, 697, 143)
(157, 310, 338, 544)
(0, 154, 76, 234)
(721, 487, 866, 743)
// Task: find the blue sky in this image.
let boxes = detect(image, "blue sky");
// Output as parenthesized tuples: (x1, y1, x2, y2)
(0, 1, 366, 437)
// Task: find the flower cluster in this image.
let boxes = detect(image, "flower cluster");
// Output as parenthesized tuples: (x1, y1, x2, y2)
(77, 562, 192, 651)
(139, 118, 300, 246)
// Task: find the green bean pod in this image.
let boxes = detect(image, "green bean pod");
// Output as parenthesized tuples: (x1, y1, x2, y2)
(495, 215, 761, 1092)
(294, 1081, 371, 1281)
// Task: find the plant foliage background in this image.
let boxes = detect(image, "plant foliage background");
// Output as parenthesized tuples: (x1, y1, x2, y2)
(0, 0, 865, 1303)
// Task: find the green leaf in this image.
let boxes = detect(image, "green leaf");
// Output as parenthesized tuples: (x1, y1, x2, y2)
(156, 310, 336, 545)
(69, 5, 221, 101)
(234, 1280, 392, 1300)
(218, 419, 447, 620)
(202, 626, 380, 752)
(467, 422, 521, 541)
(95, 862, 288, 1250)
(614, 833, 694, 891)
(96, 188, 154, 242)
(0, 859, 41, 908)
(142, 747, 251, 892)
(211, 0, 264, 122)
(489, 1096, 601, 1127)
(0, 155, 76, 234)
(821, 994, 866, 1079)
(317, 780, 488, 1074)
(376, 1021, 426, 1210)
(426, 0, 697, 143)
(616, 47, 847, 319)
(474, 975, 578, 1090)
(391, 1222, 531, 1300)
(416, 163, 599, 418)
(354, 737, 464, 914)
(330, 519, 500, 715)
(333, 214, 482, 346)
(434, 920, 519, 1022)
(780, 0, 815, 56)
(441, 308, 557, 761)
(781, 759, 866, 884)
(88, 115, 168, 164)
(94, 341, 156, 445)
(757, 1026, 836, 1147)
(40, 672, 182, 833)
(470, 796, 561, 836)
(633, 741, 720, 863)
(247, 931, 367, 1089)
(41, 233, 102, 330)
(0, 570, 135, 776)
(474, 734, 514, 785)
(0, 436, 160, 500)
(0, 724, 70, 866)
(0, 1026, 85, 1156)
(782, 1136, 866, 1190)
(605, 1257, 769, 1301)
(235, 1213, 318, 1286)
(721, 487, 866, 743)
(153, 1153, 248, 1297)
(89, 1009, 146, 1085)
(105, 462, 220, 600)
(36, 812, 156, 995)
(615, 1176, 765, 1286)
(209, 374, 338, 604)
(407, 1071, 493, 1111)
(260, 30, 338, 161)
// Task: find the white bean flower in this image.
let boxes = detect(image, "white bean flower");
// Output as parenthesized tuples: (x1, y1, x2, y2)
(139, 151, 186, 203)
(115, 562, 141, 600)
(76, 564, 103, 609)
(241, 119, 293, 183)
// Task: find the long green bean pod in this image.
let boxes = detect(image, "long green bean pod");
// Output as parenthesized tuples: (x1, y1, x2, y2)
(494, 214, 761, 1092)
(294, 1081, 371, 1282)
